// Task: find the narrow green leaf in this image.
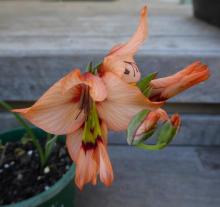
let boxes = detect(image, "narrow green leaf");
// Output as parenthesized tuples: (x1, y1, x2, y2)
(137, 72, 157, 93)
(127, 109, 150, 145)
(44, 135, 59, 165)
(136, 142, 167, 150)
(0, 100, 45, 167)
(86, 61, 93, 72)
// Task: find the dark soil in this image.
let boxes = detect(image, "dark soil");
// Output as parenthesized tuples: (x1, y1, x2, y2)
(0, 139, 72, 205)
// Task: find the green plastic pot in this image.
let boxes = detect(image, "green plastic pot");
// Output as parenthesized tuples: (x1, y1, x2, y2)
(0, 128, 75, 207)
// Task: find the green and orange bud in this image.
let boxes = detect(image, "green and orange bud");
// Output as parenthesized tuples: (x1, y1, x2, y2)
(127, 109, 182, 150)
(127, 109, 159, 145)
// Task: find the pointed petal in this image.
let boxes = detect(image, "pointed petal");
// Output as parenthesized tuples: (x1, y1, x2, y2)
(62, 70, 107, 102)
(150, 61, 210, 101)
(101, 6, 147, 83)
(97, 72, 163, 131)
(100, 121, 108, 145)
(98, 141, 114, 187)
(110, 6, 148, 57)
(84, 73, 107, 102)
(75, 148, 98, 190)
(155, 108, 169, 122)
(13, 72, 85, 135)
(66, 129, 83, 162)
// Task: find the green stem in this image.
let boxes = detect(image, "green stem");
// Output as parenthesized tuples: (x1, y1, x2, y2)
(0, 101, 45, 167)
(136, 142, 167, 150)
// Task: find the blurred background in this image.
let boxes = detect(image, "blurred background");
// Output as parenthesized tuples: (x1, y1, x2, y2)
(0, 0, 220, 206)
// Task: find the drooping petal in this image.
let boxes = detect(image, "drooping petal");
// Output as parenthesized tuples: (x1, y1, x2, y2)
(98, 141, 114, 187)
(97, 72, 163, 131)
(13, 69, 107, 135)
(101, 6, 148, 83)
(75, 148, 98, 190)
(149, 61, 210, 101)
(66, 129, 83, 162)
(100, 121, 108, 145)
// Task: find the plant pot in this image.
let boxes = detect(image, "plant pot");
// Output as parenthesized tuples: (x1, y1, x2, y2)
(193, 0, 220, 28)
(0, 128, 75, 207)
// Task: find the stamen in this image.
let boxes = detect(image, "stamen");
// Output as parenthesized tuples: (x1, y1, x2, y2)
(75, 85, 92, 120)
(75, 108, 83, 120)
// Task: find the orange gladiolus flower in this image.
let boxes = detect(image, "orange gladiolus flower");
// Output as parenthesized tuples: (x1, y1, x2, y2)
(149, 61, 210, 102)
(13, 67, 161, 189)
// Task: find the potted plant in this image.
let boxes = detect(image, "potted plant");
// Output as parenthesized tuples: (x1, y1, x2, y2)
(0, 101, 75, 207)
(193, 0, 220, 28)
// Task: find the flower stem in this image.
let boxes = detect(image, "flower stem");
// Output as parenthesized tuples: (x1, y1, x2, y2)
(0, 100, 45, 167)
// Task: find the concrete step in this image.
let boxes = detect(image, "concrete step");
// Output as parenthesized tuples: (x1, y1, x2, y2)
(75, 145, 220, 207)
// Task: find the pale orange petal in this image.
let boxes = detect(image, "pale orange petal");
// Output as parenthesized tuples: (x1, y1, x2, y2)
(97, 72, 163, 131)
(84, 73, 107, 102)
(100, 121, 108, 145)
(98, 141, 114, 187)
(135, 111, 159, 136)
(155, 108, 169, 122)
(13, 74, 85, 135)
(101, 6, 148, 83)
(75, 148, 98, 190)
(62, 70, 107, 101)
(66, 129, 83, 162)
(110, 6, 148, 57)
(150, 61, 210, 101)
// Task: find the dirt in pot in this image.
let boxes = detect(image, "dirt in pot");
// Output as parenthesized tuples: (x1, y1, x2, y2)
(0, 138, 72, 205)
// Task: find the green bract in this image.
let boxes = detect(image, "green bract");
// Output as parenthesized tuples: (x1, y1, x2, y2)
(127, 109, 150, 145)
(137, 72, 157, 97)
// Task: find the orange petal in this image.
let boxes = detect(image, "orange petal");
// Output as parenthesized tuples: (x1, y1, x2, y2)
(83, 72, 107, 102)
(62, 70, 107, 102)
(75, 148, 98, 190)
(97, 72, 163, 131)
(13, 73, 85, 135)
(101, 6, 148, 83)
(98, 141, 114, 187)
(66, 129, 83, 162)
(135, 111, 160, 136)
(110, 6, 148, 57)
(100, 121, 108, 145)
(150, 61, 210, 101)
(171, 113, 181, 129)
